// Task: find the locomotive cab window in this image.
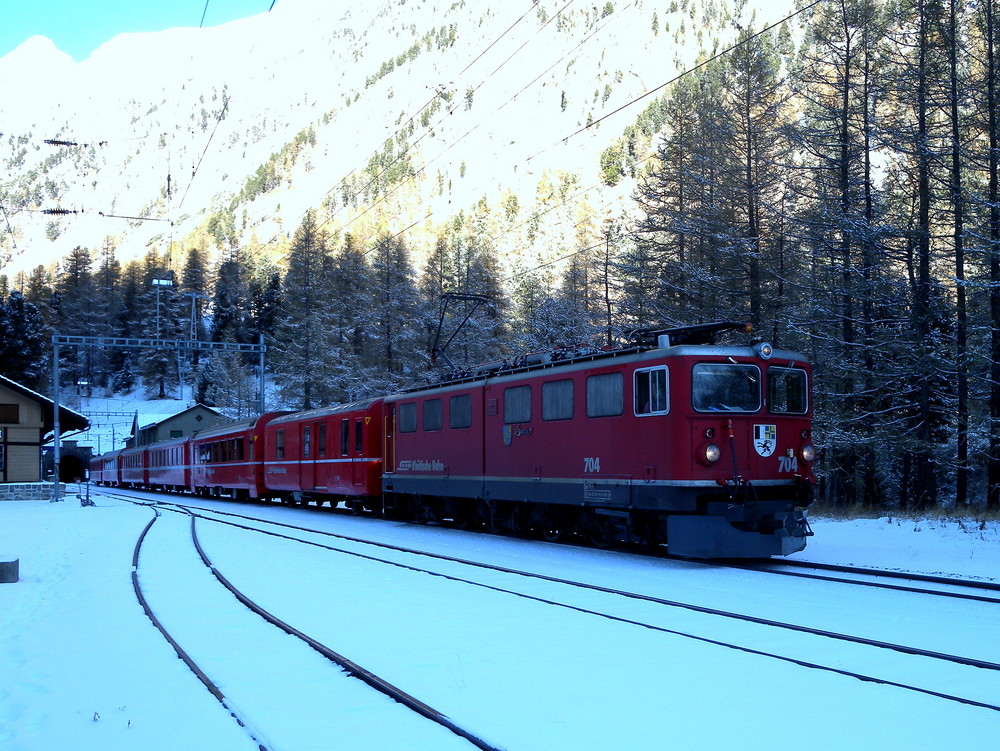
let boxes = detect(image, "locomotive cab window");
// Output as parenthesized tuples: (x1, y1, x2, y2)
(692, 363, 761, 412)
(768, 366, 808, 414)
(504, 385, 531, 424)
(587, 372, 623, 417)
(634, 367, 669, 415)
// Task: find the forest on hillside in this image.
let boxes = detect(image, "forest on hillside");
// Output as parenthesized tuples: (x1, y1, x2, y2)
(1, 0, 999, 513)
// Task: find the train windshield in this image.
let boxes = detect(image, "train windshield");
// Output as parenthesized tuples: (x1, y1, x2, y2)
(692, 363, 761, 412)
(767, 366, 808, 414)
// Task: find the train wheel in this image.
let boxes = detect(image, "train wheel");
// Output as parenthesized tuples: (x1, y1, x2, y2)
(539, 524, 564, 542)
(535, 505, 569, 542)
(585, 513, 618, 549)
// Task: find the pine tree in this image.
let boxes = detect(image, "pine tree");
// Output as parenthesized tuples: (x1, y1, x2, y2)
(369, 232, 425, 391)
(273, 211, 337, 409)
(0, 291, 47, 385)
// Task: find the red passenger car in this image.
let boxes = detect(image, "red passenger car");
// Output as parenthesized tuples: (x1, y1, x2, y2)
(119, 445, 148, 488)
(89, 449, 122, 486)
(146, 437, 190, 492)
(190, 412, 289, 499)
(262, 399, 384, 506)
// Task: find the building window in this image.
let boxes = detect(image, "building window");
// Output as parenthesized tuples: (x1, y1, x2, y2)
(399, 403, 417, 433)
(542, 379, 574, 421)
(587, 372, 623, 417)
(0, 404, 20, 423)
(423, 399, 443, 431)
(449, 394, 472, 429)
(634, 367, 669, 415)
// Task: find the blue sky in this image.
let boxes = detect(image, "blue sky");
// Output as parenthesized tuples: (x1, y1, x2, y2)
(1, 0, 278, 61)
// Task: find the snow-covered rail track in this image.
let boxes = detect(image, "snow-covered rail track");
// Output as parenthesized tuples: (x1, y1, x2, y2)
(725, 559, 1000, 602)
(123, 495, 1000, 716)
(128, 501, 504, 751)
(131, 508, 277, 751)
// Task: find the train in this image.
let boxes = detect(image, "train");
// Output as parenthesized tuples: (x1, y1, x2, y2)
(89, 322, 816, 558)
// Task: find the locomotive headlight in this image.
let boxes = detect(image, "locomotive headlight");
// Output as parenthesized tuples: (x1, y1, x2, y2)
(704, 443, 722, 464)
(754, 342, 773, 359)
(800, 443, 816, 463)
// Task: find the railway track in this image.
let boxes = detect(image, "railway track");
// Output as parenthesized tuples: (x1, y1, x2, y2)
(129, 501, 504, 751)
(720, 559, 1000, 604)
(114, 490, 1000, 715)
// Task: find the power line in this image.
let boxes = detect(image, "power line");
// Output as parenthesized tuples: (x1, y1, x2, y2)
(308, 2, 560, 237)
(178, 95, 230, 210)
(525, 0, 827, 164)
(327, 0, 595, 239)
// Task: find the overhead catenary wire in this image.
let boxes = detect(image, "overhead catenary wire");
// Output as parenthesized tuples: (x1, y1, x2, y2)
(525, 0, 828, 165)
(313, 1, 566, 237)
(328, 0, 593, 240)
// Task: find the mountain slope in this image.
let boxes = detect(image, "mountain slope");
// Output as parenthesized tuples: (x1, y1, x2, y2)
(0, 0, 792, 278)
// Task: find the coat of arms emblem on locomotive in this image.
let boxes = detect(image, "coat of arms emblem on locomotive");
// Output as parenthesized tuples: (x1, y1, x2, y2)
(753, 424, 777, 457)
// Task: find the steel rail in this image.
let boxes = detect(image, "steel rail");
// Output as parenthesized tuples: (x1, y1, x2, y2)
(109, 493, 1000, 713)
(129, 508, 273, 751)
(185, 512, 506, 751)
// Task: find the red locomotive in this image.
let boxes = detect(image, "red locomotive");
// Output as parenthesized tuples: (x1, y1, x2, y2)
(384, 322, 813, 557)
(89, 322, 815, 558)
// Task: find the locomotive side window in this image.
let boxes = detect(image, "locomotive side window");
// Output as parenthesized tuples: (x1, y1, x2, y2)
(303, 426, 311, 458)
(692, 363, 761, 412)
(423, 399, 443, 431)
(587, 372, 623, 417)
(450, 394, 472, 428)
(318, 423, 326, 457)
(768, 367, 808, 414)
(542, 379, 574, 421)
(504, 385, 531, 424)
(341, 419, 350, 454)
(634, 367, 669, 415)
(399, 402, 417, 433)
(355, 420, 363, 452)
(276, 429, 285, 460)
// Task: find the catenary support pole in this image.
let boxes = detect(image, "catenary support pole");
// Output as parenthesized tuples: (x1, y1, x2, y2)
(51, 334, 61, 502)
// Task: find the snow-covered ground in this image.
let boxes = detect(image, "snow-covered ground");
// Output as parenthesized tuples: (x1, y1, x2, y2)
(1, 492, 998, 750)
